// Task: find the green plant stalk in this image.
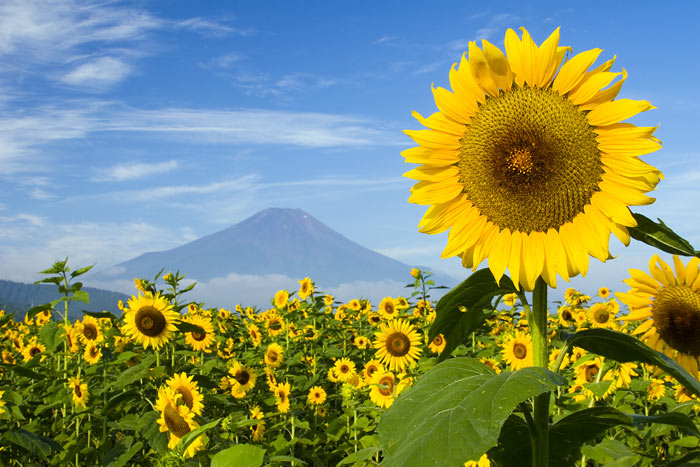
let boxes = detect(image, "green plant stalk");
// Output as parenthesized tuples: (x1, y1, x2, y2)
(530, 277, 549, 467)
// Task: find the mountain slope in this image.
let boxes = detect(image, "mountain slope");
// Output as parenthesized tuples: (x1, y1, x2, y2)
(92, 208, 456, 288)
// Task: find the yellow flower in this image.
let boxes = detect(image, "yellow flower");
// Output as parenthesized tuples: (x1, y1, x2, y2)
(354, 336, 370, 350)
(274, 290, 289, 308)
(155, 387, 204, 458)
(228, 361, 256, 395)
(373, 319, 423, 371)
(83, 342, 102, 365)
(410, 268, 421, 278)
(368, 371, 408, 408)
(0, 390, 5, 416)
(404, 27, 661, 291)
(183, 315, 215, 353)
(378, 297, 399, 320)
(465, 453, 491, 467)
(68, 376, 89, 408)
(264, 313, 286, 337)
(598, 286, 611, 299)
(167, 372, 204, 416)
(307, 386, 327, 405)
(250, 406, 265, 442)
(479, 357, 501, 374)
(247, 323, 262, 347)
(324, 295, 334, 306)
(264, 343, 284, 368)
(502, 293, 518, 307)
(122, 292, 179, 350)
(588, 302, 615, 328)
(618, 255, 700, 377)
(21, 340, 46, 362)
(333, 358, 357, 383)
(298, 277, 314, 300)
(647, 378, 667, 402)
(274, 382, 291, 413)
(428, 333, 447, 354)
(501, 332, 533, 370)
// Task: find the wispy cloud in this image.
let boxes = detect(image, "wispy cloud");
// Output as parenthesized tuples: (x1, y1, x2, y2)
(61, 56, 133, 89)
(174, 17, 254, 37)
(373, 34, 397, 45)
(93, 159, 180, 182)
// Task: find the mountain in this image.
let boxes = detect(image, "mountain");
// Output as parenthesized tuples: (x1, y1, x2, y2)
(0, 279, 129, 320)
(88, 208, 457, 307)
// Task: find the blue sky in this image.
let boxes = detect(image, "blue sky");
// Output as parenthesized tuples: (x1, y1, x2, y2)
(1, 0, 698, 304)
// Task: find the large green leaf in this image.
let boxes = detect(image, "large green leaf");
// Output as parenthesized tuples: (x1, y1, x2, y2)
(429, 268, 517, 361)
(211, 444, 266, 467)
(176, 418, 220, 456)
(39, 321, 64, 352)
(3, 429, 60, 460)
(564, 329, 700, 398)
(377, 358, 565, 466)
(629, 213, 699, 257)
(176, 321, 205, 335)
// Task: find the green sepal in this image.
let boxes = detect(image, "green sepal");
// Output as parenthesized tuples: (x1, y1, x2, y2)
(377, 358, 565, 466)
(629, 213, 699, 257)
(429, 268, 517, 361)
(563, 328, 700, 398)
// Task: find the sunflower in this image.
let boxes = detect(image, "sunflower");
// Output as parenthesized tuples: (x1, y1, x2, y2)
(298, 277, 314, 300)
(333, 358, 357, 383)
(122, 292, 180, 350)
(264, 343, 284, 368)
(465, 454, 492, 467)
(274, 290, 289, 308)
(21, 340, 46, 362)
(368, 371, 408, 409)
(598, 287, 611, 299)
(501, 332, 533, 370)
(502, 293, 518, 307)
(378, 297, 399, 320)
(228, 361, 256, 394)
(558, 305, 576, 327)
(0, 390, 5, 416)
(274, 382, 291, 413)
(428, 333, 447, 354)
(63, 324, 81, 353)
(374, 319, 423, 371)
(480, 357, 502, 374)
(348, 299, 362, 311)
(248, 324, 262, 347)
(405, 27, 661, 291)
(84, 342, 102, 365)
(183, 315, 215, 353)
(307, 386, 327, 405)
(354, 336, 370, 350)
(155, 387, 205, 458)
(250, 406, 265, 442)
(647, 378, 667, 402)
(617, 255, 700, 377)
(264, 314, 286, 337)
(166, 372, 204, 415)
(68, 376, 89, 408)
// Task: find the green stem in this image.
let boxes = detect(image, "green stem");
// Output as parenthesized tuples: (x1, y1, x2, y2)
(530, 277, 549, 467)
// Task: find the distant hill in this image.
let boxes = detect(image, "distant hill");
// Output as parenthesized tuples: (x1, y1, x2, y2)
(88, 208, 457, 307)
(0, 279, 129, 321)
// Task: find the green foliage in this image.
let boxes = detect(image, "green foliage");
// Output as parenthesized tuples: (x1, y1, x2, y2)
(629, 213, 700, 257)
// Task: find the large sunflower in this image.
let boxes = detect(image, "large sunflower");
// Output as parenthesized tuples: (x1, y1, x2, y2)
(166, 372, 204, 416)
(77, 315, 103, 345)
(155, 387, 205, 458)
(122, 292, 180, 350)
(373, 319, 423, 371)
(617, 254, 700, 378)
(229, 361, 257, 396)
(404, 27, 662, 291)
(183, 315, 215, 353)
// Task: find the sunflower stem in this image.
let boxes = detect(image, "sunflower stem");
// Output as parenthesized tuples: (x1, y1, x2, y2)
(531, 277, 549, 467)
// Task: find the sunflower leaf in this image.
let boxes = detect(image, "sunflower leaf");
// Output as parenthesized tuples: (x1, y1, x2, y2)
(176, 418, 220, 456)
(629, 213, 700, 257)
(563, 328, 700, 398)
(429, 268, 517, 362)
(211, 444, 266, 467)
(176, 321, 206, 335)
(377, 357, 565, 467)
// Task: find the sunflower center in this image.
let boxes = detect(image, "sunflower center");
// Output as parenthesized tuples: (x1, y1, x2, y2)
(83, 324, 97, 340)
(386, 332, 411, 357)
(512, 342, 528, 359)
(163, 405, 191, 439)
(561, 309, 573, 321)
(652, 285, 700, 356)
(74, 386, 82, 397)
(269, 320, 282, 331)
(432, 335, 444, 346)
(134, 306, 167, 337)
(593, 308, 610, 323)
(268, 351, 278, 362)
(30, 346, 41, 357)
(235, 370, 250, 385)
(378, 376, 394, 397)
(340, 364, 350, 374)
(585, 365, 600, 383)
(457, 85, 602, 233)
(191, 332, 206, 341)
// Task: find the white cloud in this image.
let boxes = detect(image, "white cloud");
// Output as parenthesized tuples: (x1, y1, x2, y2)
(62, 56, 132, 89)
(373, 35, 397, 45)
(93, 159, 180, 182)
(175, 18, 253, 37)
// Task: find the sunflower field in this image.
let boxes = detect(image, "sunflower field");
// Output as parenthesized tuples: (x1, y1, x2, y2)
(1, 255, 700, 466)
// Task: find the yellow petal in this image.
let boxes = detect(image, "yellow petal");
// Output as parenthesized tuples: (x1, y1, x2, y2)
(401, 146, 459, 166)
(411, 110, 465, 135)
(609, 222, 630, 246)
(468, 41, 500, 96)
(598, 179, 655, 206)
(561, 221, 589, 276)
(504, 28, 525, 87)
(586, 99, 656, 127)
(591, 191, 636, 226)
(552, 48, 603, 95)
(684, 257, 699, 287)
(617, 291, 654, 308)
(418, 196, 469, 234)
(579, 69, 628, 111)
(481, 39, 513, 91)
(547, 228, 569, 282)
(508, 231, 523, 290)
(648, 254, 672, 286)
(568, 71, 623, 107)
(471, 221, 499, 268)
(408, 180, 462, 205)
(431, 85, 475, 124)
(441, 209, 484, 258)
(524, 231, 545, 291)
(404, 165, 460, 182)
(449, 60, 484, 111)
(672, 255, 687, 286)
(518, 27, 537, 87)
(534, 27, 561, 87)
(404, 128, 461, 149)
(628, 268, 661, 291)
(489, 229, 512, 285)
